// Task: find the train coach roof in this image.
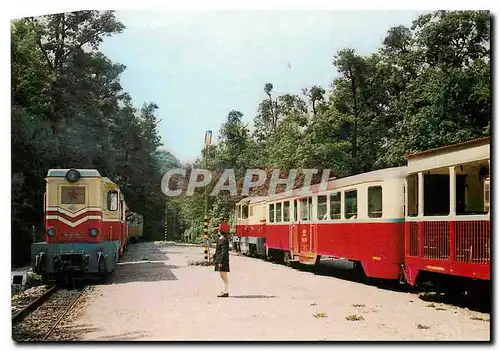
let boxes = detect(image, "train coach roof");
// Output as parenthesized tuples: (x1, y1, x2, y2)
(237, 196, 268, 205)
(405, 137, 490, 174)
(46, 169, 102, 178)
(242, 166, 407, 203)
(405, 137, 490, 160)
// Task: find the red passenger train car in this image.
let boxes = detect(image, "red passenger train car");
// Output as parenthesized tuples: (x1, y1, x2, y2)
(403, 137, 490, 293)
(234, 138, 490, 294)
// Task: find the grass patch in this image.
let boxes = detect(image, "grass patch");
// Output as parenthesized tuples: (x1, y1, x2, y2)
(417, 324, 430, 329)
(310, 303, 317, 306)
(188, 260, 213, 266)
(435, 307, 447, 311)
(352, 303, 366, 308)
(313, 312, 328, 318)
(426, 303, 436, 308)
(345, 314, 364, 321)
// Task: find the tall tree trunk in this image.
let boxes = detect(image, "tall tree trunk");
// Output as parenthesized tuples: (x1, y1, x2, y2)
(349, 67, 358, 159)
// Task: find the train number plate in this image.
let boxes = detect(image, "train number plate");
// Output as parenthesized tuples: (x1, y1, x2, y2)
(64, 232, 84, 239)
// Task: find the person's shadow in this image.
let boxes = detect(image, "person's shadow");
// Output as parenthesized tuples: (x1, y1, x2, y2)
(229, 295, 276, 299)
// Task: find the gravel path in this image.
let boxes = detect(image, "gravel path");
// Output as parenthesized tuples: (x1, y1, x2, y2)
(65, 242, 490, 341)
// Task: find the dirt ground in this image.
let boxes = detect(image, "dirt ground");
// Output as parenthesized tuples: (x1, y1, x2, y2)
(63, 242, 490, 341)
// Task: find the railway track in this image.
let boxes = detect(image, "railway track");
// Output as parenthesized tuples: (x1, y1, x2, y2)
(12, 285, 89, 341)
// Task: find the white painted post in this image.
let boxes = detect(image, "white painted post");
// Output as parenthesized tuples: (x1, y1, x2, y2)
(418, 172, 424, 217)
(449, 166, 456, 216)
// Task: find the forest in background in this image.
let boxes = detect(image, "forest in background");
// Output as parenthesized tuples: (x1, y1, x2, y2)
(11, 10, 490, 264)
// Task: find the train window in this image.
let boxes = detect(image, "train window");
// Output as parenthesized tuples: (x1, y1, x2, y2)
(242, 204, 249, 219)
(344, 190, 357, 219)
(283, 201, 290, 222)
(294, 200, 298, 221)
(424, 172, 450, 216)
(269, 203, 275, 223)
(368, 186, 383, 218)
(407, 174, 418, 217)
(484, 178, 490, 213)
(61, 186, 85, 204)
(455, 161, 489, 215)
(330, 192, 341, 219)
(300, 198, 311, 221)
(276, 203, 282, 222)
(317, 195, 327, 220)
(107, 190, 118, 211)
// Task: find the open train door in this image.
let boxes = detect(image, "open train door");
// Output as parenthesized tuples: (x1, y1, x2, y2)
(290, 196, 317, 265)
(288, 199, 300, 263)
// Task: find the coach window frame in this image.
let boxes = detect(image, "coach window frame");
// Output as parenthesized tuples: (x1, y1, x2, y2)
(269, 202, 275, 223)
(299, 197, 312, 221)
(368, 185, 383, 218)
(290, 199, 297, 222)
(283, 201, 290, 222)
(329, 191, 341, 220)
(317, 194, 328, 220)
(344, 188, 358, 219)
(276, 202, 282, 222)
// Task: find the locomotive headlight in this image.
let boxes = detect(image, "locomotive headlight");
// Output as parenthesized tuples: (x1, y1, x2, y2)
(65, 169, 81, 183)
(89, 228, 99, 237)
(47, 227, 56, 237)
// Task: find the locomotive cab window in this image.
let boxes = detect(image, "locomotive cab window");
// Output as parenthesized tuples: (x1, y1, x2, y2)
(317, 195, 327, 220)
(368, 186, 383, 218)
(344, 190, 357, 219)
(107, 190, 119, 211)
(330, 192, 341, 219)
(242, 204, 249, 219)
(269, 203, 275, 223)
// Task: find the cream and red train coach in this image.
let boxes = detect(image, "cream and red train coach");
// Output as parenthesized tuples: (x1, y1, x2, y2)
(403, 137, 490, 293)
(235, 137, 490, 293)
(236, 167, 407, 281)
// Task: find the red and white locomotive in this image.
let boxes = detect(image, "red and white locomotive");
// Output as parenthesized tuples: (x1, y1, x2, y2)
(32, 169, 139, 282)
(234, 138, 490, 294)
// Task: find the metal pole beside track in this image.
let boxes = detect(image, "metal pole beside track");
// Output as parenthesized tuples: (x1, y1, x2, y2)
(164, 198, 168, 242)
(203, 130, 212, 261)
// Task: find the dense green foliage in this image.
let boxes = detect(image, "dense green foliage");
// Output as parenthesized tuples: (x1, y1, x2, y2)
(11, 11, 179, 264)
(12, 11, 490, 256)
(172, 10, 490, 242)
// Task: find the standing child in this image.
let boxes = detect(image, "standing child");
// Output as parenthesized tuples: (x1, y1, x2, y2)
(213, 222, 230, 297)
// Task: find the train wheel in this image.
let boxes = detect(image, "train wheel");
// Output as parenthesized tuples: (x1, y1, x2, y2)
(283, 251, 291, 266)
(265, 247, 271, 261)
(353, 261, 367, 282)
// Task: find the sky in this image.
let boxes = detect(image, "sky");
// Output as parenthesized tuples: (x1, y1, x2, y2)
(99, 10, 428, 163)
